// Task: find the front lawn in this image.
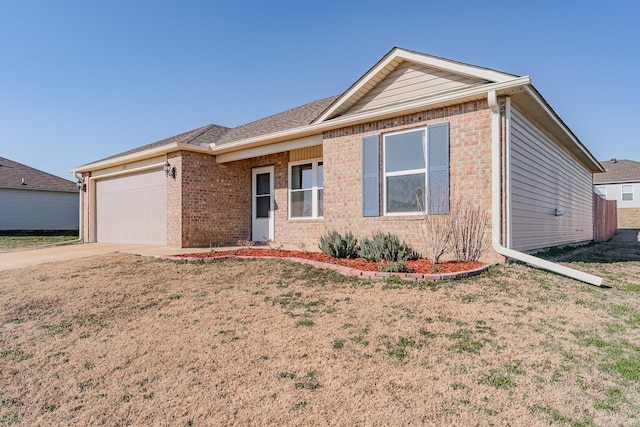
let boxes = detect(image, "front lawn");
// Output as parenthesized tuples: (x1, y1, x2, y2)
(0, 237, 638, 425)
(0, 235, 77, 253)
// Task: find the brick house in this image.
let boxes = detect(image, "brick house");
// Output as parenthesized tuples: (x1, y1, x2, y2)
(594, 159, 640, 228)
(72, 47, 604, 263)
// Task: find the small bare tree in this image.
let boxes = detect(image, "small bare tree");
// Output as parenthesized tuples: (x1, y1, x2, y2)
(415, 186, 451, 264)
(448, 197, 490, 262)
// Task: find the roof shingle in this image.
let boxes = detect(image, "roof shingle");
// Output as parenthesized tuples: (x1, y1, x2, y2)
(96, 124, 229, 163)
(84, 96, 337, 166)
(214, 95, 339, 146)
(594, 159, 640, 184)
(0, 157, 77, 192)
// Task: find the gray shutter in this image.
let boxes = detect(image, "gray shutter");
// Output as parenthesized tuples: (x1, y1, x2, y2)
(362, 135, 380, 217)
(427, 123, 450, 214)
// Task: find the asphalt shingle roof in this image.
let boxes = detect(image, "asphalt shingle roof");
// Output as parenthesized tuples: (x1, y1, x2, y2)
(0, 156, 77, 192)
(594, 159, 640, 184)
(214, 95, 339, 146)
(86, 95, 339, 166)
(96, 124, 229, 163)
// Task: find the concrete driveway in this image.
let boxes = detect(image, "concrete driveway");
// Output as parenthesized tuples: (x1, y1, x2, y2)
(0, 243, 215, 272)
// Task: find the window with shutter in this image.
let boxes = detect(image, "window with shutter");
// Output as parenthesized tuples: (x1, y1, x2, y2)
(374, 123, 449, 215)
(362, 135, 380, 217)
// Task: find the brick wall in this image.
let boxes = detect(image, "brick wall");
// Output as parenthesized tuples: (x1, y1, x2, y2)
(172, 100, 504, 262)
(618, 207, 640, 229)
(322, 99, 502, 263)
(173, 151, 292, 247)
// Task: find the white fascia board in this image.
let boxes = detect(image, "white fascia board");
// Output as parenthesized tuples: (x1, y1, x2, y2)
(216, 134, 322, 163)
(397, 50, 516, 83)
(70, 142, 213, 174)
(314, 48, 516, 124)
(211, 77, 531, 155)
(523, 85, 604, 173)
(313, 49, 402, 123)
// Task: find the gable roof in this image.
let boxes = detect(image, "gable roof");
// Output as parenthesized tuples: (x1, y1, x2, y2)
(594, 159, 640, 184)
(313, 47, 518, 123)
(0, 156, 77, 192)
(73, 47, 602, 174)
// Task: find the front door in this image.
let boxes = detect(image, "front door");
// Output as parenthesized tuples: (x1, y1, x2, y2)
(252, 166, 274, 242)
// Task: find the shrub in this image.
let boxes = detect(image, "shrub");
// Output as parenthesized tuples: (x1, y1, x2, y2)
(415, 187, 451, 264)
(449, 198, 489, 262)
(318, 231, 359, 259)
(379, 260, 413, 273)
(359, 232, 416, 262)
(415, 189, 489, 263)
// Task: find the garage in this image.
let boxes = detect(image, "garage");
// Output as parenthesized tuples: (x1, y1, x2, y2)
(95, 168, 167, 245)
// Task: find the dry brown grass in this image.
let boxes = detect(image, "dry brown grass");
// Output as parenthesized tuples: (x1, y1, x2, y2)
(0, 235, 639, 426)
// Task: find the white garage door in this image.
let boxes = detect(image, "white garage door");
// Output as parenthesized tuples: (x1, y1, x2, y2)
(96, 169, 167, 245)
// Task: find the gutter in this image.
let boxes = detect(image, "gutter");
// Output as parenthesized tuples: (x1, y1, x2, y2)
(71, 142, 214, 174)
(71, 77, 530, 173)
(488, 91, 603, 286)
(210, 77, 532, 154)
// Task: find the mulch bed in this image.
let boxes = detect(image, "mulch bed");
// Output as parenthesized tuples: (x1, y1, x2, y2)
(175, 248, 484, 275)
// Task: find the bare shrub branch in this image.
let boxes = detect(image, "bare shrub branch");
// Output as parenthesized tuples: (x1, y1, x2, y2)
(449, 197, 490, 262)
(415, 187, 451, 264)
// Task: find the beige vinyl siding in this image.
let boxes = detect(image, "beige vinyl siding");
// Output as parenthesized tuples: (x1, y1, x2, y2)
(0, 188, 79, 230)
(290, 145, 323, 162)
(346, 61, 488, 115)
(95, 168, 167, 245)
(509, 106, 593, 252)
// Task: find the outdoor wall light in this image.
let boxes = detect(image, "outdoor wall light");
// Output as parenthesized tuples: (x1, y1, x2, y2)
(76, 178, 86, 192)
(554, 208, 565, 216)
(164, 161, 176, 179)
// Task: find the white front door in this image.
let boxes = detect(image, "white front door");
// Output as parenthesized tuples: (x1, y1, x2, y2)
(252, 166, 274, 242)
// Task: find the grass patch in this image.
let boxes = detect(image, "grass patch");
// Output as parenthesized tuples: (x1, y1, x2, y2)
(0, 234, 77, 251)
(601, 356, 640, 381)
(447, 329, 485, 354)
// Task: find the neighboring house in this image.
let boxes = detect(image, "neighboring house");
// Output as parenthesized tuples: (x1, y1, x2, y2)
(0, 156, 79, 232)
(594, 159, 640, 228)
(72, 47, 603, 263)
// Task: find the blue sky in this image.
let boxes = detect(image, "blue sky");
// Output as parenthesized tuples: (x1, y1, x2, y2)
(1, 0, 638, 180)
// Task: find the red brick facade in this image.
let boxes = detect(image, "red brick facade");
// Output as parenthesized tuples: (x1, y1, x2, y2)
(161, 99, 502, 262)
(80, 100, 504, 263)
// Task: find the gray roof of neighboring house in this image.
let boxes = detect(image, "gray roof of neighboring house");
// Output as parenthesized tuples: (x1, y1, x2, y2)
(593, 159, 640, 184)
(87, 95, 339, 165)
(0, 156, 77, 192)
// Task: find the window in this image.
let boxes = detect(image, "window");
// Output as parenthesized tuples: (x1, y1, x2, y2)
(289, 159, 323, 218)
(594, 185, 607, 198)
(384, 129, 426, 214)
(363, 123, 449, 217)
(622, 184, 633, 201)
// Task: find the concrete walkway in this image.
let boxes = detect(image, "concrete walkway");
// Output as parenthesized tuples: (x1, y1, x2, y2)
(0, 243, 227, 272)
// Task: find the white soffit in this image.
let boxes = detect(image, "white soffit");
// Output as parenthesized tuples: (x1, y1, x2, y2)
(216, 134, 323, 163)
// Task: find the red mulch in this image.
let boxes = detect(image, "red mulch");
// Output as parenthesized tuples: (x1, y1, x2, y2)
(176, 248, 485, 275)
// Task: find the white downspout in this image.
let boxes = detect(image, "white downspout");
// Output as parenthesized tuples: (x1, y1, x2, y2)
(74, 172, 84, 242)
(488, 90, 603, 286)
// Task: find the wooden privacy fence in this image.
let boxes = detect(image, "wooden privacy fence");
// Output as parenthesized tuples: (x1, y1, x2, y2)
(593, 193, 617, 242)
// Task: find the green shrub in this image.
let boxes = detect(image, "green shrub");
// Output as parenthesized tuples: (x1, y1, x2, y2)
(379, 260, 413, 273)
(318, 231, 359, 259)
(359, 232, 416, 262)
